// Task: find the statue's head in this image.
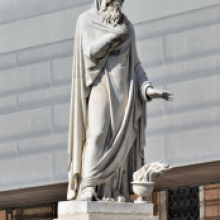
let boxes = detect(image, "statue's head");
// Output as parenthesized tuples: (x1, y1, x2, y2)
(101, 0, 124, 12)
(100, 0, 125, 25)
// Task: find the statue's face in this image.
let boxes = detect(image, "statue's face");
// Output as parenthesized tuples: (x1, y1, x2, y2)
(101, 0, 124, 13)
(105, 0, 124, 13)
(100, 0, 124, 25)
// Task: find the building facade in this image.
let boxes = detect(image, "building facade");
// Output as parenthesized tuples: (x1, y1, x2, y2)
(1, 0, 220, 219)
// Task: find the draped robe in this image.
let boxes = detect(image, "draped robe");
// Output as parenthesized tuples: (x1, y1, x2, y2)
(67, 0, 152, 201)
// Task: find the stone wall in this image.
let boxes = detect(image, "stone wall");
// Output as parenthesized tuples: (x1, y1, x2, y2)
(144, 4, 220, 167)
(0, 0, 88, 192)
(0, 0, 220, 192)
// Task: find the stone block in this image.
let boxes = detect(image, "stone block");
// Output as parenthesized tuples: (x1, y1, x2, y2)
(147, 55, 220, 85)
(0, 62, 50, 96)
(18, 85, 71, 109)
(167, 74, 220, 113)
(19, 133, 68, 154)
(0, 107, 51, 141)
(145, 137, 165, 164)
(137, 38, 163, 68)
(0, 142, 17, 158)
(56, 215, 157, 220)
(52, 56, 72, 85)
(165, 23, 220, 62)
(135, 4, 220, 40)
(0, 5, 91, 54)
(53, 151, 68, 179)
(0, 53, 16, 70)
(0, 0, 92, 25)
(18, 40, 73, 65)
(2, 1, 220, 54)
(124, 0, 220, 28)
(0, 154, 52, 188)
(0, 96, 17, 115)
(148, 99, 164, 117)
(147, 106, 220, 136)
(166, 127, 220, 166)
(56, 201, 157, 220)
(52, 103, 70, 132)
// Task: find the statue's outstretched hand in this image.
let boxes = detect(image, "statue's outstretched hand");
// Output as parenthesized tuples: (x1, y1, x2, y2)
(147, 87, 174, 101)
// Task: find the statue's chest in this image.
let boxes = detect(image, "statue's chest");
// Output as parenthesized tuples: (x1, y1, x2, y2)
(105, 44, 131, 103)
(106, 43, 130, 80)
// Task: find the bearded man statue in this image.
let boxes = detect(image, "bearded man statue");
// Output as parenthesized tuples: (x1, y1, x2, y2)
(67, 0, 173, 202)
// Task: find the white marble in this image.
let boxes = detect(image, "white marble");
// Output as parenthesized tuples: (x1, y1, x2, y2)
(132, 162, 172, 203)
(133, 162, 172, 183)
(55, 215, 158, 220)
(67, 0, 173, 202)
(55, 201, 158, 220)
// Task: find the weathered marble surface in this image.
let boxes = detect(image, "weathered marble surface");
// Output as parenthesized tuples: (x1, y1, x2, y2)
(55, 201, 158, 220)
(67, 0, 173, 202)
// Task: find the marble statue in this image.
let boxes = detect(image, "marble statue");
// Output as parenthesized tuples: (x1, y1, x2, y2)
(67, 0, 173, 202)
(133, 162, 172, 183)
(131, 162, 172, 203)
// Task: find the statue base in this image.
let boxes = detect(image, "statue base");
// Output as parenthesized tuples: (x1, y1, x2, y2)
(55, 201, 158, 220)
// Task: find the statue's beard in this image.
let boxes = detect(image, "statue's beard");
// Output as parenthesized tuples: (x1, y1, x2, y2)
(100, 4, 123, 26)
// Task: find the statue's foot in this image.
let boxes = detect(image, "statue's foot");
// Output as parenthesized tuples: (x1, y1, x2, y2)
(114, 191, 126, 203)
(115, 195, 126, 203)
(80, 187, 99, 201)
(105, 197, 115, 202)
(80, 190, 94, 201)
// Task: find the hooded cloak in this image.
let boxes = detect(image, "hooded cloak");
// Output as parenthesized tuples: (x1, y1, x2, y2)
(67, 0, 151, 200)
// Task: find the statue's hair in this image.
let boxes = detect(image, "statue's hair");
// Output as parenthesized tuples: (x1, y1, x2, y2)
(100, 0, 107, 11)
(100, 0, 113, 11)
(100, 0, 123, 26)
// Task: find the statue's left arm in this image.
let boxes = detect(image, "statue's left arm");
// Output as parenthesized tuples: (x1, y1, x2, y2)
(135, 63, 153, 102)
(135, 63, 173, 102)
(133, 27, 173, 102)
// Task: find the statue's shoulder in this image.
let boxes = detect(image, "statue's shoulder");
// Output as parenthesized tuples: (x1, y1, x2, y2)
(128, 19, 134, 29)
(124, 16, 135, 32)
(76, 9, 94, 28)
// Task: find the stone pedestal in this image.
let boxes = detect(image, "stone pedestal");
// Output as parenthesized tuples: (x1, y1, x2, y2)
(55, 201, 158, 220)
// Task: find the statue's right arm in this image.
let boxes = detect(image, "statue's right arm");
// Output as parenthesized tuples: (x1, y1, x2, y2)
(90, 27, 128, 59)
(90, 35, 113, 59)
